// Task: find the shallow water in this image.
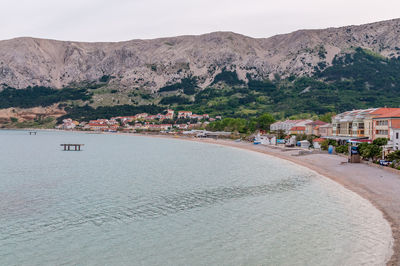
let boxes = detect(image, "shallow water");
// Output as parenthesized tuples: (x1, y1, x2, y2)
(0, 130, 393, 265)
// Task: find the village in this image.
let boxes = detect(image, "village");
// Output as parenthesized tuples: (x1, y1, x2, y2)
(57, 109, 222, 132)
(56, 107, 400, 166)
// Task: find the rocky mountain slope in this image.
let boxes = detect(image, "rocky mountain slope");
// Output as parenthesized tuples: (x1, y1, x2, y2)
(1, 18, 400, 91)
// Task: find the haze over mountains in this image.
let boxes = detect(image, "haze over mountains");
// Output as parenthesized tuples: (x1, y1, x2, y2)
(1, 18, 400, 90)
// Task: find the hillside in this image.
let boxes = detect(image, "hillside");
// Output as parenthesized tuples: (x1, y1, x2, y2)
(1, 18, 400, 122)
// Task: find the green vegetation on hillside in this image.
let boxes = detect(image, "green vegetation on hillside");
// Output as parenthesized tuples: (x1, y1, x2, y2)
(57, 104, 164, 122)
(211, 69, 244, 86)
(159, 77, 198, 95)
(159, 95, 191, 105)
(0, 86, 91, 108)
(1, 117, 56, 129)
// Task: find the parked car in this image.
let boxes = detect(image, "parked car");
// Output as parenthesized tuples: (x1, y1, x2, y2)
(379, 160, 391, 166)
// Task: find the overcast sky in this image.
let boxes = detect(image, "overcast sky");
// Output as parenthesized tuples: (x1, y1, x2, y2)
(1, 0, 400, 42)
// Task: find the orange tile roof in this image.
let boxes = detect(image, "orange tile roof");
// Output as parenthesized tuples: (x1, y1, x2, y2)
(370, 108, 400, 115)
(373, 109, 400, 119)
(290, 126, 305, 131)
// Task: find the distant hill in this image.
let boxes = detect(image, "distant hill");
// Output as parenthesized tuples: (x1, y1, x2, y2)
(1, 18, 400, 120)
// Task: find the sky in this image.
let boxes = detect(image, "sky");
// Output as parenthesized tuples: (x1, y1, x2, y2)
(1, 0, 400, 42)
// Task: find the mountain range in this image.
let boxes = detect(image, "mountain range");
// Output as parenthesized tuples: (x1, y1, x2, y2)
(1, 18, 400, 123)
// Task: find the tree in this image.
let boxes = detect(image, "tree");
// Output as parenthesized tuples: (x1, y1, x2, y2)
(358, 143, 381, 160)
(321, 139, 337, 150)
(319, 112, 336, 123)
(276, 129, 286, 139)
(373, 137, 388, 146)
(256, 113, 275, 131)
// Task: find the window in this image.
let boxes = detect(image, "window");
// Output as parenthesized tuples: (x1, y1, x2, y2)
(397, 132, 399, 140)
(377, 120, 389, 126)
(376, 130, 388, 135)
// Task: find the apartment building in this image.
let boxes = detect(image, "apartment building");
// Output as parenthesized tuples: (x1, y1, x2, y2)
(332, 108, 380, 138)
(372, 109, 400, 140)
(332, 108, 400, 140)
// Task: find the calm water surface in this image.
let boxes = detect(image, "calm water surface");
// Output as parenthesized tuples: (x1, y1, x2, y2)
(0, 130, 393, 265)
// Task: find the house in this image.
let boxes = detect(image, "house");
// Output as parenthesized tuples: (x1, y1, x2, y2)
(135, 113, 148, 119)
(64, 119, 75, 128)
(59, 118, 77, 130)
(190, 114, 204, 120)
(271, 119, 313, 134)
(270, 121, 284, 132)
(318, 124, 333, 137)
(160, 124, 172, 130)
(299, 140, 310, 149)
(107, 119, 120, 126)
(108, 124, 119, 131)
(178, 111, 192, 119)
(148, 124, 162, 130)
(165, 109, 175, 119)
(174, 124, 189, 129)
(312, 138, 325, 149)
(391, 128, 400, 150)
(305, 120, 328, 136)
(88, 123, 109, 131)
(289, 126, 306, 135)
(89, 119, 108, 125)
(372, 109, 400, 140)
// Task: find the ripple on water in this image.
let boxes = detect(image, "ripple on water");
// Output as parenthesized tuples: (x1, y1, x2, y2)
(0, 131, 393, 266)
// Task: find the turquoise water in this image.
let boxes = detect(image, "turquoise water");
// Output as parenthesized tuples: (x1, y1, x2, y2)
(0, 130, 393, 265)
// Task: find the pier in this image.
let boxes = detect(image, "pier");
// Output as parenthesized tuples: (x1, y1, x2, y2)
(60, 144, 84, 151)
(29, 131, 37, 135)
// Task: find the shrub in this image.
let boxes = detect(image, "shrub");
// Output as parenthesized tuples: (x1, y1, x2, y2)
(335, 145, 349, 154)
(159, 95, 191, 105)
(387, 150, 400, 161)
(321, 139, 337, 150)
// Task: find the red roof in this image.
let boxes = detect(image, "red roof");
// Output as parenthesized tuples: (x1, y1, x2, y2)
(313, 138, 325, 142)
(290, 126, 305, 131)
(373, 109, 400, 119)
(370, 108, 400, 115)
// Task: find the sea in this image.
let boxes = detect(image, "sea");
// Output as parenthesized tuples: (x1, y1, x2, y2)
(0, 130, 393, 265)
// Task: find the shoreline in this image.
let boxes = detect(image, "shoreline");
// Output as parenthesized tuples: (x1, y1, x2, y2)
(4, 129, 400, 265)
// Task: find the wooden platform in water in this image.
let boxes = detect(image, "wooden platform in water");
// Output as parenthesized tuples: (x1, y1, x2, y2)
(60, 144, 84, 151)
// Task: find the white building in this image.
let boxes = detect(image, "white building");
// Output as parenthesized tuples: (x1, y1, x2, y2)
(270, 119, 313, 134)
(390, 127, 400, 150)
